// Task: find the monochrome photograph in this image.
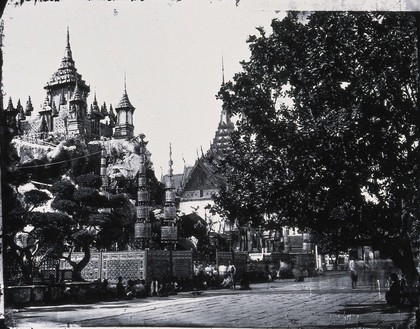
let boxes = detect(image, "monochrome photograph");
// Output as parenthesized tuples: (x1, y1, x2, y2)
(0, 0, 420, 327)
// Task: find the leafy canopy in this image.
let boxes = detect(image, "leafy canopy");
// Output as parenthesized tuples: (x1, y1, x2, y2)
(214, 12, 420, 277)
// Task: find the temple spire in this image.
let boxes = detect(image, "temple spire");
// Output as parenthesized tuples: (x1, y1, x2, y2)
(124, 72, 127, 93)
(162, 143, 178, 247)
(135, 134, 152, 248)
(222, 56, 225, 85)
(64, 26, 73, 60)
(71, 80, 83, 102)
(25, 96, 34, 116)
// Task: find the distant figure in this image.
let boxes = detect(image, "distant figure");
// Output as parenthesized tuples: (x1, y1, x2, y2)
(292, 266, 304, 282)
(400, 278, 409, 305)
(150, 278, 159, 297)
(135, 279, 147, 298)
(221, 273, 232, 288)
(386, 273, 401, 306)
(100, 279, 112, 300)
(158, 280, 168, 297)
(126, 280, 136, 299)
(349, 258, 358, 289)
(227, 261, 237, 290)
(116, 276, 125, 300)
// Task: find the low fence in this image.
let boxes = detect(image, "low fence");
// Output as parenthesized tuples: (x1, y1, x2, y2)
(59, 250, 194, 284)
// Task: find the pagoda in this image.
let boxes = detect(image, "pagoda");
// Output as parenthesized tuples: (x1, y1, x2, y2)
(114, 78, 136, 139)
(8, 28, 120, 142)
(161, 145, 178, 249)
(134, 134, 152, 249)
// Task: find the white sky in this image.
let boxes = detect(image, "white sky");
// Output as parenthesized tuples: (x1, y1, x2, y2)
(2, 0, 417, 175)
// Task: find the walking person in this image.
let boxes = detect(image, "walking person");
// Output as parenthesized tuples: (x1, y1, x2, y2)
(349, 257, 358, 289)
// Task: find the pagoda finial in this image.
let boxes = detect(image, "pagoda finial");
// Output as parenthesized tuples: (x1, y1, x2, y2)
(64, 27, 72, 60)
(124, 72, 127, 93)
(222, 55, 225, 85)
(168, 143, 173, 176)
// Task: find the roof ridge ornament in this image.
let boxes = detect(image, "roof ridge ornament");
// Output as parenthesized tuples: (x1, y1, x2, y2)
(124, 71, 127, 93)
(64, 26, 73, 60)
(222, 55, 225, 86)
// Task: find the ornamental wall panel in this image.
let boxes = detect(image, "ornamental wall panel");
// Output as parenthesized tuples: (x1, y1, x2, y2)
(172, 250, 193, 279)
(58, 250, 193, 285)
(59, 252, 101, 281)
(52, 117, 67, 135)
(102, 251, 146, 283)
(145, 250, 170, 282)
(22, 120, 42, 136)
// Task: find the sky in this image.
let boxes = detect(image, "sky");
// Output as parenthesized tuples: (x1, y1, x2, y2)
(2, 0, 417, 175)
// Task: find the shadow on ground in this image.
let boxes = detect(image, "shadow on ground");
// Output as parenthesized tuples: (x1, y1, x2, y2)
(334, 303, 414, 315)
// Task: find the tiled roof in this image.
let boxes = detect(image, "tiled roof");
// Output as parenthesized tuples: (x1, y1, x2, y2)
(45, 31, 89, 93)
(116, 90, 135, 110)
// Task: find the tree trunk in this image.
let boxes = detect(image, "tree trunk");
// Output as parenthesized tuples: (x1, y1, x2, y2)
(391, 234, 418, 284)
(70, 246, 91, 282)
(397, 199, 419, 284)
(21, 247, 35, 285)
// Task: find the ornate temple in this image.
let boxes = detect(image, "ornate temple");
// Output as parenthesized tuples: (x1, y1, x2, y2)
(170, 101, 234, 234)
(3, 29, 135, 142)
(169, 82, 315, 259)
(4, 29, 317, 274)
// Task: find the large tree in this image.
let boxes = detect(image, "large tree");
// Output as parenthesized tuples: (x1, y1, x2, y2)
(214, 12, 420, 282)
(3, 188, 53, 284)
(50, 173, 132, 281)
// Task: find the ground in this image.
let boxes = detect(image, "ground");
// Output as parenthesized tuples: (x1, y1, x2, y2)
(7, 272, 416, 328)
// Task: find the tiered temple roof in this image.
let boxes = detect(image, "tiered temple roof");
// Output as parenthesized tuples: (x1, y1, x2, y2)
(116, 88, 135, 111)
(44, 28, 89, 93)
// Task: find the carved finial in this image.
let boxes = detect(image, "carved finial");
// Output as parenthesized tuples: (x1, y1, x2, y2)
(222, 55, 225, 85)
(124, 72, 127, 93)
(168, 143, 173, 176)
(64, 26, 73, 60)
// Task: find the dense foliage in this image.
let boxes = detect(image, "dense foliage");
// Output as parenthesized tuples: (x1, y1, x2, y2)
(214, 12, 420, 281)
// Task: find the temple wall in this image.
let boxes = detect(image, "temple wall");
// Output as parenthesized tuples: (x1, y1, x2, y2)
(59, 250, 193, 284)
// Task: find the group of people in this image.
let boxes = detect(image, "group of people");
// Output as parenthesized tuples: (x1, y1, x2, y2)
(115, 277, 148, 300)
(191, 261, 241, 290)
(349, 258, 413, 307)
